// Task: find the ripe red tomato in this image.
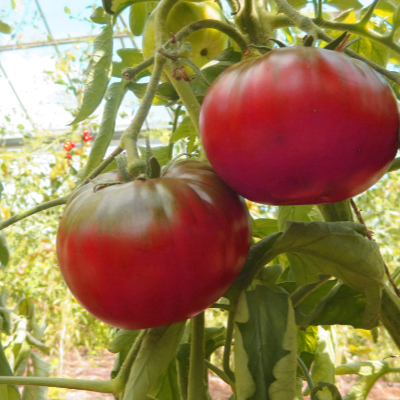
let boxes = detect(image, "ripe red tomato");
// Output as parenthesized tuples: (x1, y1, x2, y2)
(83, 129, 90, 136)
(83, 135, 91, 142)
(63, 141, 72, 151)
(199, 46, 400, 205)
(56, 160, 251, 329)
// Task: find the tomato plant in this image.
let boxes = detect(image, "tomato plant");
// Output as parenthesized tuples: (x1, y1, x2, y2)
(142, 1, 227, 75)
(200, 46, 400, 205)
(2, 1, 400, 399)
(56, 160, 251, 329)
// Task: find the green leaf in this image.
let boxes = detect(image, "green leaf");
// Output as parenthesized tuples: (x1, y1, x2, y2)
(112, 48, 145, 78)
(13, 340, 31, 376)
(108, 329, 141, 353)
(335, 360, 389, 400)
(287, 0, 307, 9)
(0, 307, 12, 335)
(325, 0, 363, 11)
(204, 326, 226, 358)
(25, 332, 50, 354)
(352, 38, 389, 67)
(81, 81, 128, 178)
(0, 21, 13, 34)
(169, 116, 197, 143)
(311, 382, 342, 400)
(90, 6, 111, 24)
(0, 385, 20, 400)
(139, 144, 173, 167)
(69, 22, 114, 125)
(270, 221, 385, 328)
(252, 218, 279, 239)
(297, 326, 318, 355)
(103, 0, 135, 15)
(22, 353, 50, 400)
(147, 359, 180, 400)
(309, 283, 369, 328)
(129, 2, 158, 36)
(64, 6, 71, 14)
(234, 285, 297, 400)
(277, 205, 323, 286)
(123, 322, 186, 400)
(0, 341, 20, 400)
(311, 327, 336, 400)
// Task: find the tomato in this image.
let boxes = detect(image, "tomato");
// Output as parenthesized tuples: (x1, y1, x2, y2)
(63, 141, 72, 151)
(83, 135, 91, 142)
(56, 160, 251, 329)
(199, 46, 400, 205)
(83, 129, 90, 136)
(142, 1, 227, 76)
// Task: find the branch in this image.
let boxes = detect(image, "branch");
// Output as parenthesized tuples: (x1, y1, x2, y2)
(274, 0, 400, 85)
(122, 56, 155, 80)
(0, 196, 69, 231)
(175, 19, 249, 53)
(205, 360, 236, 390)
(0, 376, 117, 395)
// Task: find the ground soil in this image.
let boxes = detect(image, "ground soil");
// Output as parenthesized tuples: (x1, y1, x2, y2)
(45, 353, 400, 399)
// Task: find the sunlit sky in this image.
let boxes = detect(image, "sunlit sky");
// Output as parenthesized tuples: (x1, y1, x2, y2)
(0, 0, 375, 136)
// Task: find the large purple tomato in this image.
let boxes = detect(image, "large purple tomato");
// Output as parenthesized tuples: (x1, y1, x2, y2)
(56, 160, 251, 330)
(199, 46, 400, 205)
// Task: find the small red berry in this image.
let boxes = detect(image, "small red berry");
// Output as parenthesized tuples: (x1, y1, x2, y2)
(83, 129, 90, 136)
(83, 135, 91, 142)
(66, 153, 72, 159)
(70, 142, 76, 148)
(88, 135, 93, 140)
(64, 141, 72, 151)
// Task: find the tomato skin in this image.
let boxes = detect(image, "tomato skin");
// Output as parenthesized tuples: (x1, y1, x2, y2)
(199, 46, 400, 205)
(56, 160, 251, 329)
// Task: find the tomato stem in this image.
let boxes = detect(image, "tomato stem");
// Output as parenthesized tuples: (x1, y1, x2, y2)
(223, 308, 236, 383)
(0, 196, 69, 231)
(187, 313, 206, 400)
(205, 360, 236, 391)
(0, 376, 118, 395)
(113, 329, 148, 391)
(122, 56, 155, 81)
(120, 55, 167, 177)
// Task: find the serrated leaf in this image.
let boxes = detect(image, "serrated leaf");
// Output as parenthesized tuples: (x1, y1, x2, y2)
(311, 326, 336, 400)
(112, 48, 145, 78)
(69, 22, 114, 125)
(103, 0, 135, 15)
(123, 322, 186, 400)
(170, 116, 197, 143)
(270, 221, 385, 328)
(0, 21, 13, 34)
(108, 329, 141, 353)
(251, 218, 279, 239)
(129, 2, 158, 36)
(234, 285, 297, 400)
(90, 6, 111, 24)
(81, 81, 128, 178)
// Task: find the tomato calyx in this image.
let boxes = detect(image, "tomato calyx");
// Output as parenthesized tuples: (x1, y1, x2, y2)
(91, 180, 124, 193)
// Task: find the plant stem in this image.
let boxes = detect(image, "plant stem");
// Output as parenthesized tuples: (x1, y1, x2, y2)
(0, 196, 69, 231)
(274, 0, 400, 85)
(223, 308, 236, 383)
(122, 56, 155, 80)
(120, 55, 167, 177)
(317, 200, 354, 223)
(0, 376, 117, 395)
(388, 158, 400, 172)
(175, 19, 249, 52)
(297, 355, 320, 400)
(204, 360, 236, 391)
(114, 329, 147, 389)
(187, 313, 206, 400)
